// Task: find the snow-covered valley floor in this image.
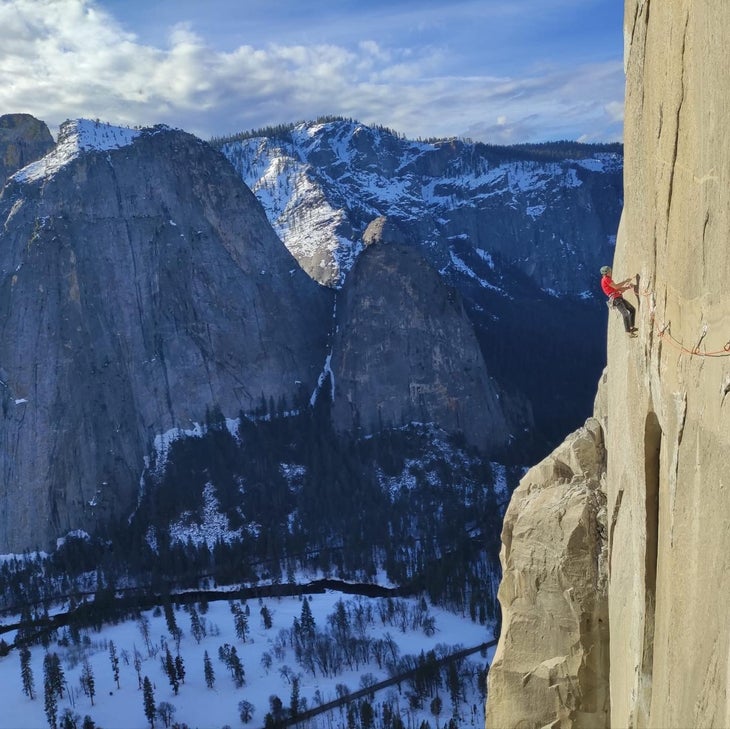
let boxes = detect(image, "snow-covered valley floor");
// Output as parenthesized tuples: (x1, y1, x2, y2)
(1, 590, 494, 729)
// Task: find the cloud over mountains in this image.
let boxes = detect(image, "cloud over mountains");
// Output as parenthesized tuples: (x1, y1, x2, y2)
(0, 0, 624, 143)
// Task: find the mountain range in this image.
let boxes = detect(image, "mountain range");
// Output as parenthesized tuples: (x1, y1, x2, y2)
(0, 113, 622, 558)
(214, 118, 623, 453)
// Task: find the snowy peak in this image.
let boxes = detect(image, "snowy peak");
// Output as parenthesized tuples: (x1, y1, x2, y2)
(215, 119, 623, 294)
(11, 119, 144, 184)
(60, 118, 143, 152)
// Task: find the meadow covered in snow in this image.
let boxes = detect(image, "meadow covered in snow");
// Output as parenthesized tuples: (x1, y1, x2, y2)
(1, 590, 494, 729)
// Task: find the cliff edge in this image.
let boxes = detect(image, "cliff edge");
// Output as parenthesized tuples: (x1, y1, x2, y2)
(487, 2, 730, 727)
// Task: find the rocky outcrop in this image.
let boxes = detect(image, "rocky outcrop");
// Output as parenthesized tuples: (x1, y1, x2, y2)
(0, 113, 54, 186)
(0, 120, 331, 553)
(331, 217, 512, 452)
(486, 419, 609, 728)
(487, 2, 730, 727)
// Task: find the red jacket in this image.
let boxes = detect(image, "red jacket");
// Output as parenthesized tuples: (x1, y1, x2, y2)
(601, 275, 622, 299)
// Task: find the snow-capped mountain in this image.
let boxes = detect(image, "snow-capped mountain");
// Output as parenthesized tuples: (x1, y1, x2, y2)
(216, 118, 622, 295)
(11, 118, 143, 183)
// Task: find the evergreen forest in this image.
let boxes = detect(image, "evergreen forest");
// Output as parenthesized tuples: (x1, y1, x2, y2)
(0, 388, 516, 643)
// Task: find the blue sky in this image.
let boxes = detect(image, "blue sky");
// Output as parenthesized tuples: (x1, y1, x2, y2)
(0, 0, 624, 144)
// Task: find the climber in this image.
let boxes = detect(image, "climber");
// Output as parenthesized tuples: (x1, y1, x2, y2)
(600, 266, 637, 336)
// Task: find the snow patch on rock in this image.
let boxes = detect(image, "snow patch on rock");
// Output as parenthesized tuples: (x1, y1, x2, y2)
(12, 119, 141, 183)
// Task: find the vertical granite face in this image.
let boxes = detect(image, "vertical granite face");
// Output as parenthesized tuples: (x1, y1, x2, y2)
(487, 3, 730, 727)
(487, 2, 730, 727)
(486, 419, 609, 729)
(605, 2, 730, 727)
(0, 124, 331, 553)
(330, 217, 511, 453)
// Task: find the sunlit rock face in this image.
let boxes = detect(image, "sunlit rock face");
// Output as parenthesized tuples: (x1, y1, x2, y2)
(485, 418, 609, 728)
(0, 121, 330, 553)
(605, 2, 730, 727)
(486, 2, 730, 727)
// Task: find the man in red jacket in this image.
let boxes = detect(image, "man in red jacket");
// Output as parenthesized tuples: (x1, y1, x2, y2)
(600, 265, 637, 336)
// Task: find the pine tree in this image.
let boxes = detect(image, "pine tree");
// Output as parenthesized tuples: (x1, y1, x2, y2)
(234, 609, 249, 642)
(229, 646, 245, 688)
(260, 605, 272, 629)
(43, 655, 58, 729)
(447, 662, 461, 717)
(20, 646, 35, 700)
(347, 703, 358, 729)
(329, 599, 350, 643)
(50, 653, 64, 698)
(142, 676, 156, 727)
(59, 708, 80, 729)
(189, 606, 205, 644)
(430, 696, 443, 725)
(109, 640, 120, 689)
(80, 658, 95, 706)
(174, 653, 185, 684)
(289, 676, 300, 717)
(163, 647, 179, 695)
(300, 598, 316, 639)
(163, 602, 178, 637)
(268, 695, 284, 720)
(361, 700, 375, 729)
(203, 651, 215, 689)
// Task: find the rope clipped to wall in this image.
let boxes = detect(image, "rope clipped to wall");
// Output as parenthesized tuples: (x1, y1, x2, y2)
(634, 275, 730, 357)
(654, 321, 730, 357)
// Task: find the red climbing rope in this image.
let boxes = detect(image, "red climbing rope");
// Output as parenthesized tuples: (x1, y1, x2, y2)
(654, 325, 730, 357)
(630, 276, 730, 357)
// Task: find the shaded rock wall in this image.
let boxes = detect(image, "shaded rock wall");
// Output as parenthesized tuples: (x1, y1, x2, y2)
(331, 218, 511, 453)
(0, 114, 54, 186)
(222, 120, 620, 461)
(0, 126, 330, 552)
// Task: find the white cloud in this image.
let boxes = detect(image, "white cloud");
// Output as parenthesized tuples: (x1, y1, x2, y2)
(0, 0, 624, 144)
(460, 61, 625, 144)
